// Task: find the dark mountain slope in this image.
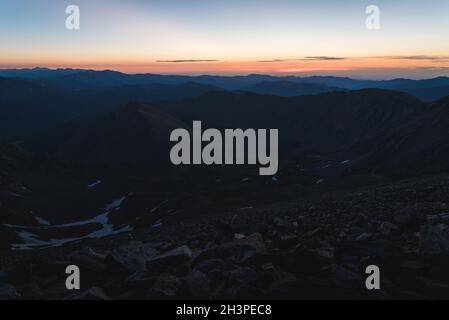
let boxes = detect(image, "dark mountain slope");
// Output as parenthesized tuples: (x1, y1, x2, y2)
(159, 89, 424, 154)
(243, 81, 343, 96)
(399, 85, 449, 102)
(3, 68, 449, 100)
(55, 103, 186, 167)
(375, 77, 449, 90)
(76, 82, 224, 108)
(348, 95, 449, 176)
(45, 89, 449, 180)
(0, 78, 221, 140)
(0, 68, 84, 79)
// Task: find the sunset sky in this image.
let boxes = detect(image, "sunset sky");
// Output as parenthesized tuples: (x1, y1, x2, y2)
(1, 0, 449, 79)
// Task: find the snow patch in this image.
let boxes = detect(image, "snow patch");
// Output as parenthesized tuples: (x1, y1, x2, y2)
(103, 196, 126, 211)
(35, 216, 51, 226)
(152, 219, 163, 228)
(9, 195, 132, 250)
(88, 180, 102, 188)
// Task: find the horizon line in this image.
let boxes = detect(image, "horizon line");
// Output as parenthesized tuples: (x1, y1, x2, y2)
(2, 66, 449, 82)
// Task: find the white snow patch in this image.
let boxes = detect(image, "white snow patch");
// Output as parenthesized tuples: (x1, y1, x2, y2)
(316, 179, 325, 184)
(35, 216, 51, 226)
(238, 206, 254, 211)
(12, 223, 133, 250)
(7, 191, 22, 197)
(88, 180, 102, 188)
(150, 199, 169, 213)
(152, 219, 163, 228)
(103, 196, 126, 211)
(9, 195, 132, 250)
(340, 160, 351, 165)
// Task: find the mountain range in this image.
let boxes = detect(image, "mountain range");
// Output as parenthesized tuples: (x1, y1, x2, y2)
(3, 68, 449, 300)
(1, 68, 449, 142)
(2, 68, 449, 236)
(2, 67, 449, 97)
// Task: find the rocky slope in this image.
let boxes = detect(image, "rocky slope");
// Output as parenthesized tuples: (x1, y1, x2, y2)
(2, 174, 449, 300)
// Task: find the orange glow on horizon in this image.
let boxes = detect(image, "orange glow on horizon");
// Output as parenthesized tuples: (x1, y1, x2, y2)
(1, 56, 449, 77)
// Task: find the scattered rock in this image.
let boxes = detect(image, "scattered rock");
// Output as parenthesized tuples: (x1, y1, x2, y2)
(379, 222, 399, 236)
(69, 247, 109, 272)
(427, 213, 449, 225)
(420, 224, 449, 257)
(65, 287, 111, 300)
(222, 233, 266, 254)
(314, 246, 335, 261)
(279, 234, 297, 243)
(156, 245, 193, 263)
(273, 217, 293, 229)
(181, 269, 210, 298)
(107, 242, 158, 274)
(147, 273, 182, 298)
(0, 283, 20, 299)
(356, 233, 373, 242)
(146, 245, 193, 275)
(6, 176, 449, 299)
(394, 208, 419, 226)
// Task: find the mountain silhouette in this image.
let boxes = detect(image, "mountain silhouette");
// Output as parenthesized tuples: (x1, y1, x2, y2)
(0, 77, 221, 139)
(243, 81, 343, 96)
(47, 88, 449, 179)
(2, 68, 449, 100)
(55, 102, 185, 168)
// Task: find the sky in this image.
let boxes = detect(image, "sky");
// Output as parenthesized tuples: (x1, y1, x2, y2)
(1, 0, 449, 79)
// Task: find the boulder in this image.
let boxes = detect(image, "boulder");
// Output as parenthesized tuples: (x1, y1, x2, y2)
(379, 222, 399, 236)
(394, 208, 419, 226)
(420, 224, 449, 257)
(356, 233, 373, 242)
(427, 213, 449, 225)
(0, 283, 20, 300)
(107, 242, 159, 274)
(147, 273, 182, 298)
(181, 269, 210, 298)
(69, 247, 109, 272)
(221, 233, 266, 253)
(146, 245, 193, 275)
(194, 233, 267, 266)
(65, 287, 111, 300)
(153, 245, 193, 264)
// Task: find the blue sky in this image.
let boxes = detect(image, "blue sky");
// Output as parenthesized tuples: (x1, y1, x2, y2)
(1, 0, 449, 78)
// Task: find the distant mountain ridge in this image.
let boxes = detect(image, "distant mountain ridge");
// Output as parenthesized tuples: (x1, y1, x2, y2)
(243, 81, 343, 96)
(1, 68, 449, 101)
(46, 88, 449, 178)
(0, 77, 222, 139)
(54, 102, 185, 167)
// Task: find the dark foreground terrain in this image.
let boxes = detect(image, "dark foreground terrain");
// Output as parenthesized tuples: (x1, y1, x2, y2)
(2, 173, 449, 300)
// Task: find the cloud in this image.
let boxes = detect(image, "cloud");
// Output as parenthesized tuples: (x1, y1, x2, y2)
(380, 55, 449, 62)
(303, 56, 347, 61)
(414, 66, 449, 71)
(257, 59, 291, 63)
(156, 59, 220, 63)
(257, 56, 347, 63)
